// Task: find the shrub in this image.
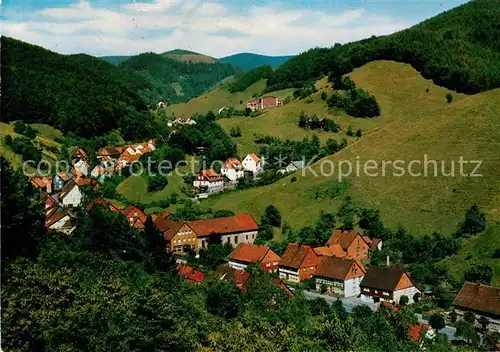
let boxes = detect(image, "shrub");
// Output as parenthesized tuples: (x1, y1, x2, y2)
(320, 91, 327, 100)
(291, 176, 297, 183)
(148, 174, 168, 192)
(4, 135, 13, 145)
(399, 295, 409, 305)
(464, 263, 493, 285)
(13, 121, 26, 134)
(413, 292, 421, 303)
(446, 93, 453, 103)
(355, 129, 362, 137)
(346, 125, 353, 136)
(24, 125, 37, 139)
(492, 248, 500, 258)
(429, 314, 446, 331)
(229, 126, 242, 137)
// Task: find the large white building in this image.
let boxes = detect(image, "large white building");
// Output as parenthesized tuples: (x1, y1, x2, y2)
(59, 181, 83, 208)
(242, 153, 262, 174)
(221, 158, 245, 181)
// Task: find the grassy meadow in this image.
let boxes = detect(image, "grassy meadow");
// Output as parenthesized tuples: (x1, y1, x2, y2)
(176, 60, 500, 236)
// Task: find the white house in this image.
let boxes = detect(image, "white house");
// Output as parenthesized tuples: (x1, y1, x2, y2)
(221, 158, 245, 181)
(73, 160, 90, 177)
(242, 153, 261, 174)
(314, 256, 366, 297)
(360, 265, 422, 305)
(59, 181, 83, 207)
(193, 169, 224, 193)
(45, 209, 75, 235)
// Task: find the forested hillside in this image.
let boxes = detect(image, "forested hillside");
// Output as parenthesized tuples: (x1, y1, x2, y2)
(220, 53, 294, 70)
(120, 52, 236, 105)
(267, 0, 500, 94)
(100, 55, 131, 65)
(1, 37, 150, 138)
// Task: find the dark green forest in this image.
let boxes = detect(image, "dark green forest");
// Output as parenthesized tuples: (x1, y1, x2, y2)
(219, 52, 294, 70)
(120, 52, 236, 105)
(1, 37, 151, 138)
(267, 0, 500, 94)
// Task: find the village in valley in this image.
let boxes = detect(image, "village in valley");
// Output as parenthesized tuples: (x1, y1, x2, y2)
(27, 91, 500, 346)
(3, 3, 500, 347)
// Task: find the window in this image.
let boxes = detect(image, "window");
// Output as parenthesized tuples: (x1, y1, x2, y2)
(246, 235, 248, 240)
(234, 236, 238, 244)
(266, 263, 271, 267)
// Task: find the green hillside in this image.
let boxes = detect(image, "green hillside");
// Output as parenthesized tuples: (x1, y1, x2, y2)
(1, 37, 151, 139)
(120, 52, 236, 105)
(198, 60, 500, 235)
(163, 49, 217, 64)
(267, 0, 500, 94)
(220, 53, 294, 70)
(441, 223, 500, 286)
(100, 55, 132, 65)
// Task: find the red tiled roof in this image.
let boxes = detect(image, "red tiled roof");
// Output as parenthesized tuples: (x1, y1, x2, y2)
(45, 209, 70, 228)
(122, 205, 147, 225)
(152, 211, 171, 222)
(379, 301, 400, 312)
(272, 278, 295, 297)
(155, 218, 186, 241)
(177, 264, 205, 284)
(222, 158, 243, 170)
(72, 176, 92, 187)
(453, 282, 500, 316)
(314, 256, 365, 281)
(86, 199, 120, 213)
(228, 243, 274, 264)
(363, 236, 382, 249)
(31, 177, 46, 188)
(279, 243, 317, 270)
(189, 214, 258, 237)
(408, 323, 430, 341)
(327, 229, 367, 250)
(247, 153, 260, 163)
(57, 172, 70, 182)
(76, 148, 88, 159)
(216, 265, 250, 291)
(313, 244, 346, 258)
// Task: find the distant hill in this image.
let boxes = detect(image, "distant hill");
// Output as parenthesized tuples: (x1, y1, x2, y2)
(219, 53, 294, 70)
(267, 0, 500, 94)
(163, 49, 217, 64)
(100, 55, 132, 65)
(120, 52, 236, 105)
(1, 37, 151, 138)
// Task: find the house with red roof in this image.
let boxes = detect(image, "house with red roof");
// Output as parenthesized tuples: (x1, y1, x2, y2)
(122, 205, 147, 230)
(45, 208, 75, 234)
(360, 265, 423, 305)
(246, 96, 282, 111)
(363, 236, 383, 252)
(59, 180, 83, 207)
(314, 256, 366, 297)
(327, 229, 370, 260)
(221, 158, 244, 181)
(408, 323, 434, 343)
(86, 199, 120, 213)
(228, 243, 281, 272)
(313, 244, 346, 258)
(278, 243, 322, 283)
(216, 265, 251, 291)
(176, 263, 205, 284)
(155, 213, 259, 254)
(453, 282, 500, 332)
(242, 153, 262, 174)
(193, 169, 224, 193)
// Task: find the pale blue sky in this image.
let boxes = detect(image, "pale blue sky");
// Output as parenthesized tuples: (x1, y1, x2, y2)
(2, 0, 469, 57)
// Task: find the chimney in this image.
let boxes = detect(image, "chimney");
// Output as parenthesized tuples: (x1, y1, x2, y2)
(386, 255, 390, 267)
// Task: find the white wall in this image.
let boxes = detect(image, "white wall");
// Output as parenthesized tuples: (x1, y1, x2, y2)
(228, 260, 248, 271)
(62, 186, 82, 207)
(221, 168, 244, 181)
(394, 286, 420, 304)
(279, 267, 300, 283)
(197, 230, 257, 251)
(344, 276, 364, 297)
